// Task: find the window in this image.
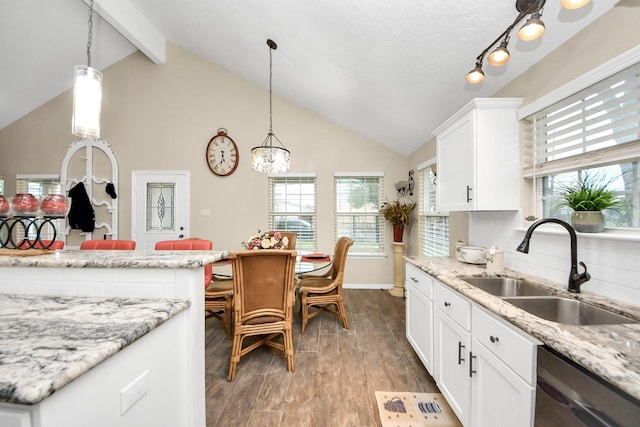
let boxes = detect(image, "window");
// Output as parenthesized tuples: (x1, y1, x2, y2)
(268, 174, 317, 251)
(334, 173, 383, 253)
(418, 163, 449, 256)
(528, 61, 640, 229)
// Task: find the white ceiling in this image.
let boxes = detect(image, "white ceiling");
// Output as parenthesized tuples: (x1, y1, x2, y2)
(0, 0, 619, 156)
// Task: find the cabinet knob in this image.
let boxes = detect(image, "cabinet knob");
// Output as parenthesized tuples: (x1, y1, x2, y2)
(444, 301, 451, 307)
(490, 335, 499, 343)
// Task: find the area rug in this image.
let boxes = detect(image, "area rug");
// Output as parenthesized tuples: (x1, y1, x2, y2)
(375, 391, 462, 427)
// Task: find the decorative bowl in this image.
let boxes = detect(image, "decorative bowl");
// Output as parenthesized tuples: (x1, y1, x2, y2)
(41, 194, 69, 216)
(11, 193, 39, 216)
(0, 195, 9, 216)
(456, 245, 487, 265)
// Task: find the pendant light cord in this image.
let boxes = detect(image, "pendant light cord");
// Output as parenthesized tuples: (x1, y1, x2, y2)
(86, 0, 94, 67)
(268, 41, 274, 135)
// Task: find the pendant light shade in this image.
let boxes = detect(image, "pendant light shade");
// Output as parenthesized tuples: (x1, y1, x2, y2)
(518, 12, 545, 41)
(561, 0, 591, 10)
(251, 39, 290, 174)
(72, 65, 102, 138)
(487, 38, 511, 67)
(72, 0, 102, 139)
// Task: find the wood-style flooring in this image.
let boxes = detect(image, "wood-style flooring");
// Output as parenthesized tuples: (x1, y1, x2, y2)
(204, 289, 439, 427)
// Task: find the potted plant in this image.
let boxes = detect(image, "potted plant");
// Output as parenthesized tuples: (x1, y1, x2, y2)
(524, 215, 538, 227)
(380, 199, 416, 242)
(556, 173, 624, 233)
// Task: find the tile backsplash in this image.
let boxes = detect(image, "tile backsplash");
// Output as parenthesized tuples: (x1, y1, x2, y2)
(468, 211, 640, 306)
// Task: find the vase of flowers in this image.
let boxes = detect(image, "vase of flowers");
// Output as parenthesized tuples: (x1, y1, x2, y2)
(242, 230, 290, 250)
(380, 199, 416, 242)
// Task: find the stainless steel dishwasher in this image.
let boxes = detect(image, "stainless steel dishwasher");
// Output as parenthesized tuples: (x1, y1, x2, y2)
(536, 346, 640, 426)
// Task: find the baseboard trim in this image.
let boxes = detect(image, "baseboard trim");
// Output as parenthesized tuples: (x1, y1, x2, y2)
(344, 283, 393, 290)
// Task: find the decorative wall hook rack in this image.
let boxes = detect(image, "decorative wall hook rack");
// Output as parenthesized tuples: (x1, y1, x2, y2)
(395, 170, 415, 197)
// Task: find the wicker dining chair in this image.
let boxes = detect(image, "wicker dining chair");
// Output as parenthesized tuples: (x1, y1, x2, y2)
(297, 236, 353, 334)
(278, 231, 297, 249)
(227, 249, 297, 381)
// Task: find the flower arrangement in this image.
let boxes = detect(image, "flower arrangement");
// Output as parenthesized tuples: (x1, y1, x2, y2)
(242, 230, 289, 250)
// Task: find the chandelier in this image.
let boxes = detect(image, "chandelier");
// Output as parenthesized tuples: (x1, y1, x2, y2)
(72, 0, 102, 138)
(466, 0, 592, 84)
(251, 39, 290, 174)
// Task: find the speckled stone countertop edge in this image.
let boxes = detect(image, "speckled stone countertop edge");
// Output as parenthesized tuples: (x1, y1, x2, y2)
(0, 250, 229, 269)
(0, 294, 191, 405)
(404, 255, 640, 402)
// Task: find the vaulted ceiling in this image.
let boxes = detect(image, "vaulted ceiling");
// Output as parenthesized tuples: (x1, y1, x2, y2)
(0, 0, 619, 155)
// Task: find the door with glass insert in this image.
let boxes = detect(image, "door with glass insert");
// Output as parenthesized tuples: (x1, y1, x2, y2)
(132, 171, 189, 251)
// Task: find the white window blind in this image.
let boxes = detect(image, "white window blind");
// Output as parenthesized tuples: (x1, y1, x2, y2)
(268, 174, 317, 251)
(334, 173, 383, 253)
(527, 61, 640, 178)
(418, 165, 449, 256)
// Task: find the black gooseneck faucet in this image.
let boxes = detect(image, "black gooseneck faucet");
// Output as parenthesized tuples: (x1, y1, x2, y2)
(516, 218, 591, 293)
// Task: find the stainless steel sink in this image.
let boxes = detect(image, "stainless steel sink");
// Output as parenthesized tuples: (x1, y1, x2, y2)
(461, 276, 554, 297)
(502, 297, 638, 325)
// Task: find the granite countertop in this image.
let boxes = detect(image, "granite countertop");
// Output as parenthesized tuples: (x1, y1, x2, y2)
(0, 293, 190, 405)
(405, 256, 640, 402)
(0, 249, 229, 269)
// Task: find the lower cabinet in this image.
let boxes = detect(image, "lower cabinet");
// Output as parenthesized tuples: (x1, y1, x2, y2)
(405, 263, 434, 374)
(407, 265, 540, 427)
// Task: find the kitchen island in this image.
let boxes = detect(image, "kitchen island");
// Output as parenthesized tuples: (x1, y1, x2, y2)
(0, 293, 188, 426)
(0, 249, 228, 427)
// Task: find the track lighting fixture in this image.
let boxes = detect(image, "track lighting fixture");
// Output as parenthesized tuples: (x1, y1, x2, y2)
(466, 0, 590, 84)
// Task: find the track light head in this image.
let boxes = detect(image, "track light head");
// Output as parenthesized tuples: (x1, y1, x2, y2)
(561, 0, 591, 10)
(466, 62, 485, 84)
(518, 12, 545, 41)
(488, 38, 511, 67)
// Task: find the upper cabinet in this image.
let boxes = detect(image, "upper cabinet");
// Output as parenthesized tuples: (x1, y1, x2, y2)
(433, 98, 522, 211)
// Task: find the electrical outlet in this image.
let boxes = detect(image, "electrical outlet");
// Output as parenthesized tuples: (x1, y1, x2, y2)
(120, 370, 149, 415)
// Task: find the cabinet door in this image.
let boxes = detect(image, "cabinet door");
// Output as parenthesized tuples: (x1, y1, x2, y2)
(406, 281, 434, 374)
(434, 309, 471, 426)
(436, 112, 475, 211)
(471, 339, 535, 427)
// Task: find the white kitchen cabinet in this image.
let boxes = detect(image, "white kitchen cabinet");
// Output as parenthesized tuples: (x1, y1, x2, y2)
(433, 98, 522, 211)
(470, 305, 539, 427)
(434, 280, 472, 427)
(405, 263, 434, 374)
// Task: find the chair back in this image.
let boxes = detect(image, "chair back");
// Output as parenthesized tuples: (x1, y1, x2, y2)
(278, 231, 297, 249)
(80, 240, 136, 250)
(18, 239, 64, 250)
(329, 237, 354, 288)
(155, 239, 213, 288)
(231, 250, 297, 324)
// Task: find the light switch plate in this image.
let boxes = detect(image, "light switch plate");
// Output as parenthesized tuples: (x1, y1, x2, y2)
(120, 370, 149, 415)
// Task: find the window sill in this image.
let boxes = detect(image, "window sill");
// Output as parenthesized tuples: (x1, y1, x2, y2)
(513, 226, 640, 242)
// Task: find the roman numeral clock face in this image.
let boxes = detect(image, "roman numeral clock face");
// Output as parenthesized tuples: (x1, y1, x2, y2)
(206, 129, 239, 176)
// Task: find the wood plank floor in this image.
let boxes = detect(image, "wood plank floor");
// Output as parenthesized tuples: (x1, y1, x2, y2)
(204, 288, 439, 427)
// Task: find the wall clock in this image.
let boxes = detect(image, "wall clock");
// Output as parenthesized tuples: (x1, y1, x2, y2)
(206, 128, 239, 176)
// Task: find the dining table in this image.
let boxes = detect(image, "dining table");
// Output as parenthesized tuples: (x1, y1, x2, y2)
(212, 251, 332, 278)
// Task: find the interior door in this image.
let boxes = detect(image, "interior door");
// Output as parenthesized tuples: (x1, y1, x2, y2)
(132, 171, 190, 251)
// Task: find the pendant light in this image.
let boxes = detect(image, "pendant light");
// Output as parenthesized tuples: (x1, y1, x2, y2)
(72, 0, 102, 139)
(251, 39, 290, 174)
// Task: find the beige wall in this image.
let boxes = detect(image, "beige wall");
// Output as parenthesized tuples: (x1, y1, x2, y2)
(0, 42, 411, 286)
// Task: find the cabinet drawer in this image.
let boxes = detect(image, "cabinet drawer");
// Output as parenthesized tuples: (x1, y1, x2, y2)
(473, 305, 540, 385)
(405, 263, 433, 300)
(434, 281, 471, 331)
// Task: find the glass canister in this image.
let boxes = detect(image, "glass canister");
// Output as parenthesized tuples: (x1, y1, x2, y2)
(40, 194, 70, 217)
(11, 193, 39, 216)
(0, 195, 9, 216)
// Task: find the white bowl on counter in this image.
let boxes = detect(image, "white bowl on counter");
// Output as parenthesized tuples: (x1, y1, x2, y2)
(456, 245, 487, 264)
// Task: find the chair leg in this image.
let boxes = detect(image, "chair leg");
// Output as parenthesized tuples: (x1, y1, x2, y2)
(337, 299, 349, 330)
(227, 332, 242, 381)
(284, 328, 295, 373)
(300, 295, 309, 335)
(224, 298, 233, 339)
